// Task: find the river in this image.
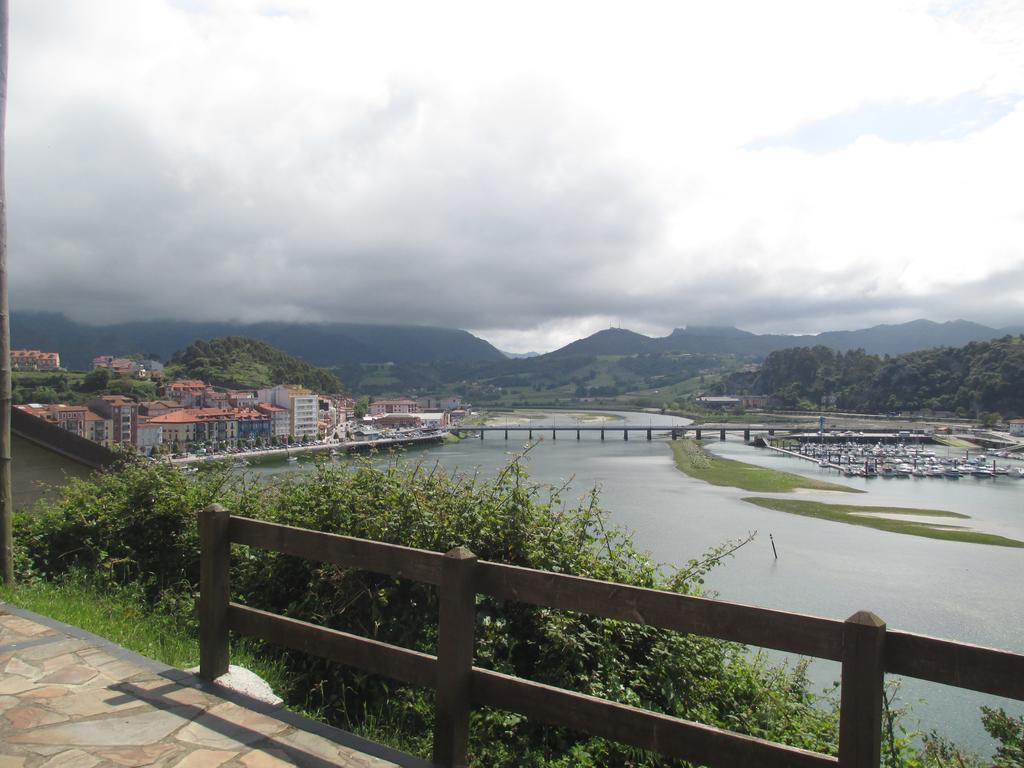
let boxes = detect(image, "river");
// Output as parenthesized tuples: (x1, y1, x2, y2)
(243, 409, 1024, 755)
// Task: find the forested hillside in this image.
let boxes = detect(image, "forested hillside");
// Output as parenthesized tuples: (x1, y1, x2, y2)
(168, 337, 343, 391)
(728, 336, 1024, 418)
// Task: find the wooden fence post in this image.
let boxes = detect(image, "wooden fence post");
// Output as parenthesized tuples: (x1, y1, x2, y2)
(839, 610, 885, 768)
(433, 546, 478, 767)
(198, 503, 231, 680)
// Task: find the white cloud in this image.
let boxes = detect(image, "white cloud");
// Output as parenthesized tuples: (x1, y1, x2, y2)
(6, 0, 1024, 352)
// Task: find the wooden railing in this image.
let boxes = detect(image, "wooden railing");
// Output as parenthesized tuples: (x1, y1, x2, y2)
(197, 505, 1024, 768)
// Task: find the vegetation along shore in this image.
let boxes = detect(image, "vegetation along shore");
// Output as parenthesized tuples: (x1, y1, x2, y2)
(669, 438, 861, 493)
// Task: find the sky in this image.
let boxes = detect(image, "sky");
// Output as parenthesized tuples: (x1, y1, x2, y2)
(6, 0, 1024, 353)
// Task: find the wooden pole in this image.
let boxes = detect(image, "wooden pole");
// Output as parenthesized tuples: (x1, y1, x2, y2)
(433, 546, 477, 767)
(838, 610, 885, 768)
(198, 504, 231, 679)
(0, 0, 12, 585)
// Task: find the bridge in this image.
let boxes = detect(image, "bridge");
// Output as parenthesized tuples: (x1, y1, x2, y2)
(448, 423, 806, 442)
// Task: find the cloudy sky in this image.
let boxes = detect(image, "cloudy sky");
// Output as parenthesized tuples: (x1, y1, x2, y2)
(7, 0, 1024, 352)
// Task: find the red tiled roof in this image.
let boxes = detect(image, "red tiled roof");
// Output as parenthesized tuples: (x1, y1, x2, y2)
(146, 408, 236, 424)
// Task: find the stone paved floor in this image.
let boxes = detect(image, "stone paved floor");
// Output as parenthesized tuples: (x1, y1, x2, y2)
(0, 608, 430, 768)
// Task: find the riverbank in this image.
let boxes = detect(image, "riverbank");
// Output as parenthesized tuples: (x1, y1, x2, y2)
(168, 432, 447, 466)
(669, 439, 860, 493)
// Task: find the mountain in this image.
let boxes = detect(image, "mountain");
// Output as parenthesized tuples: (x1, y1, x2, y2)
(11, 312, 506, 370)
(502, 350, 541, 359)
(545, 319, 1021, 360)
(168, 337, 342, 392)
(548, 328, 656, 357)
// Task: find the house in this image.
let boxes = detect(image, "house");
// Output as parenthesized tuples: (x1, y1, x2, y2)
(11, 350, 60, 371)
(92, 356, 140, 377)
(1008, 419, 1024, 437)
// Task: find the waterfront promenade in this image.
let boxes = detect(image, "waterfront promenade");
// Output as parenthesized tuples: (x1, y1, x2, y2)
(0, 607, 429, 768)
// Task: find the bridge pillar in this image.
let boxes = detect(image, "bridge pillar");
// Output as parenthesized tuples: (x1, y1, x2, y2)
(768, 429, 775, 436)
(600, 429, 604, 441)
(576, 429, 580, 440)
(671, 429, 677, 440)
(480, 430, 484, 440)
(720, 429, 726, 441)
(504, 430, 508, 440)
(743, 428, 750, 441)
(624, 429, 628, 441)
(646, 428, 652, 440)
(528, 429, 532, 439)
(552, 429, 556, 441)
(696, 428, 702, 440)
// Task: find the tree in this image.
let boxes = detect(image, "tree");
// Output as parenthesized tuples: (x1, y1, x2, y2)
(81, 367, 111, 392)
(354, 397, 369, 419)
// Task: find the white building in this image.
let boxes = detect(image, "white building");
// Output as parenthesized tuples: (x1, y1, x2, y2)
(135, 422, 163, 456)
(1008, 419, 1024, 437)
(257, 385, 319, 439)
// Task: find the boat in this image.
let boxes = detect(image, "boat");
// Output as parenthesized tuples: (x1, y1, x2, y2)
(287, 455, 299, 463)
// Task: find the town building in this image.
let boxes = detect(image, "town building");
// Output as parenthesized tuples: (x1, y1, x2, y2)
(138, 400, 184, 418)
(135, 421, 164, 456)
(371, 412, 421, 430)
(235, 408, 273, 444)
(228, 390, 257, 409)
(146, 408, 238, 449)
(418, 412, 449, 430)
(15, 404, 88, 438)
(91, 356, 140, 378)
(257, 385, 319, 439)
(87, 395, 138, 447)
(164, 380, 208, 407)
(1009, 419, 1024, 437)
(84, 409, 112, 449)
(255, 403, 290, 439)
(369, 398, 419, 416)
(11, 350, 60, 371)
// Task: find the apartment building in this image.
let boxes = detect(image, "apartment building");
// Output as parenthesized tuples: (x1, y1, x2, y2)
(255, 403, 289, 439)
(146, 408, 238, 448)
(87, 396, 138, 447)
(257, 385, 319, 439)
(368, 398, 419, 416)
(11, 350, 60, 371)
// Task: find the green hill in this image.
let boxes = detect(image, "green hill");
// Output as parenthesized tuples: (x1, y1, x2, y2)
(167, 337, 342, 392)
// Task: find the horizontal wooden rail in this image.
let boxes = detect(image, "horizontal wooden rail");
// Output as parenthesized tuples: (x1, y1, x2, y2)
(472, 667, 836, 768)
(227, 602, 437, 689)
(199, 507, 1024, 768)
(229, 516, 444, 585)
(476, 560, 845, 660)
(885, 630, 1024, 700)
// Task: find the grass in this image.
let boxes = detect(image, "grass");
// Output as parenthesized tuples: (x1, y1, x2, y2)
(742, 497, 1024, 548)
(669, 439, 861, 493)
(933, 435, 981, 449)
(0, 575, 291, 692)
